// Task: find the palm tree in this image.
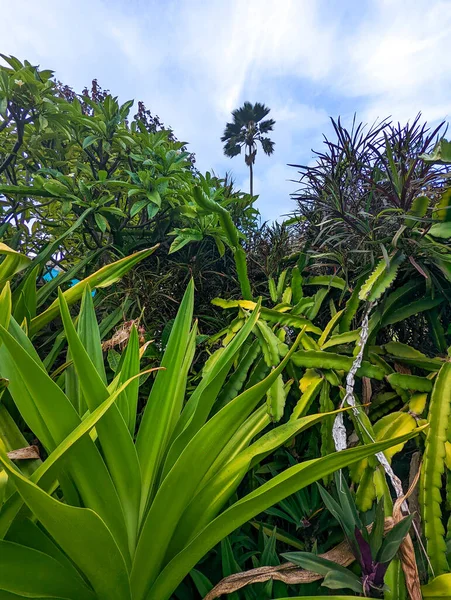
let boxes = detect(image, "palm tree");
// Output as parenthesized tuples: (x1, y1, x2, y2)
(221, 101, 275, 196)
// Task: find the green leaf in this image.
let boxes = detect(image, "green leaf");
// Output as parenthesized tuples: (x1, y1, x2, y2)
(387, 373, 433, 392)
(0, 243, 31, 288)
(291, 350, 384, 379)
(0, 444, 131, 600)
(135, 280, 195, 513)
(304, 276, 346, 290)
(266, 374, 286, 422)
(369, 500, 385, 559)
(382, 295, 444, 327)
(268, 277, 278, 303)
(130, 198, 149, 218)
(78, 285, 106, 383)
(131, 330, 304, 599)
(405, 195, 429, 228)
(0, 540, 96, 600)
(282, 553, 362, 593)
(420, 138, 451, 165)
(420, 361, 451, 576)
(147, 189, 161, 206)
(422, 573, 451, 597)
(148, 427, 425, 600)
(360, 253, 404, 302)
(322, 570, 363, 593)
(0, 283, 11, 329)
(377, 514, 414, 563)
(59, 289, 141, 553)
(322, 329, 361, 350)
(30, 246, 157, 335)
(169, 231, 203, 254)
(429, 222, 451, 239)
(82, 135, 99, 150)
(0, 321, 129, 555)
(190, 568, 213, 597)
(94, 212, 108, 232)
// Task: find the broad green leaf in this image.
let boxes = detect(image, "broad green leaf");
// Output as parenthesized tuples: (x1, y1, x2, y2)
(0, 540, 96, 600)
(0, 243, 31, 288)
(377, 514, 414, 563)
(0, 444, 131, 600)
(429, 222, 451, 239)
(322, 569, 363, 593)
(94, 212, 108, 232)
(422, 573, 451, 597)
(130, 198, 149, 217)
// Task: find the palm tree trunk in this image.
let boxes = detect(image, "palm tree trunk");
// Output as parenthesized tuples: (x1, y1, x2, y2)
(249, 161, 253, 196)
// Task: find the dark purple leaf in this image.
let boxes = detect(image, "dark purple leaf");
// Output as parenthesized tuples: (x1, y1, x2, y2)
(372, 561, 389, 587)
(355, 526, 373, 574)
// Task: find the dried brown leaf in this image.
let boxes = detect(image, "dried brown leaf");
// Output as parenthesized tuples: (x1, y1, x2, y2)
(7, 445, 40, 460)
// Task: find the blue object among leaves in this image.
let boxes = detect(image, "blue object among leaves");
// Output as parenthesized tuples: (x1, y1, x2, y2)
(42, 268, 96, 296)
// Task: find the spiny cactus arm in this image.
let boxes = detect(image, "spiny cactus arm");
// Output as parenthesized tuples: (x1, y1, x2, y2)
(420, 358, 451, 577)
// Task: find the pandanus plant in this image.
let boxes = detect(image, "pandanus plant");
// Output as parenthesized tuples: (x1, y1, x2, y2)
(0, 280, 421, 599)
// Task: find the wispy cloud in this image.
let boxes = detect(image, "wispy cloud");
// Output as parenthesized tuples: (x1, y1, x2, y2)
(2, 0, 450, 222)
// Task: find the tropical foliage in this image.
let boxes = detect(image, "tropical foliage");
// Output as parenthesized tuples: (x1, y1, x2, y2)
(222, 101, 275, 196)
(0, 55, 451, 600)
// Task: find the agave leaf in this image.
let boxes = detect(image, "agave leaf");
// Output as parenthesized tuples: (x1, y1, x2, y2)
(168, 410, 337, 559)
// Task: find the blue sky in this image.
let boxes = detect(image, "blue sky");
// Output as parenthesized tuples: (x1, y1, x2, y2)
(3, 0, 451, 222)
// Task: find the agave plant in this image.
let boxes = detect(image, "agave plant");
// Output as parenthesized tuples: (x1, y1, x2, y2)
(0, 279, 420, 600)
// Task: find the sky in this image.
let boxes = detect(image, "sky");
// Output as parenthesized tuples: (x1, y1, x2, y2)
(2, 0, 451, 222)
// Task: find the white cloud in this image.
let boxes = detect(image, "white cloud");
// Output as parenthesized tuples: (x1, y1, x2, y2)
(2, 0, 451, 221)
(340, 0, 451, 124)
